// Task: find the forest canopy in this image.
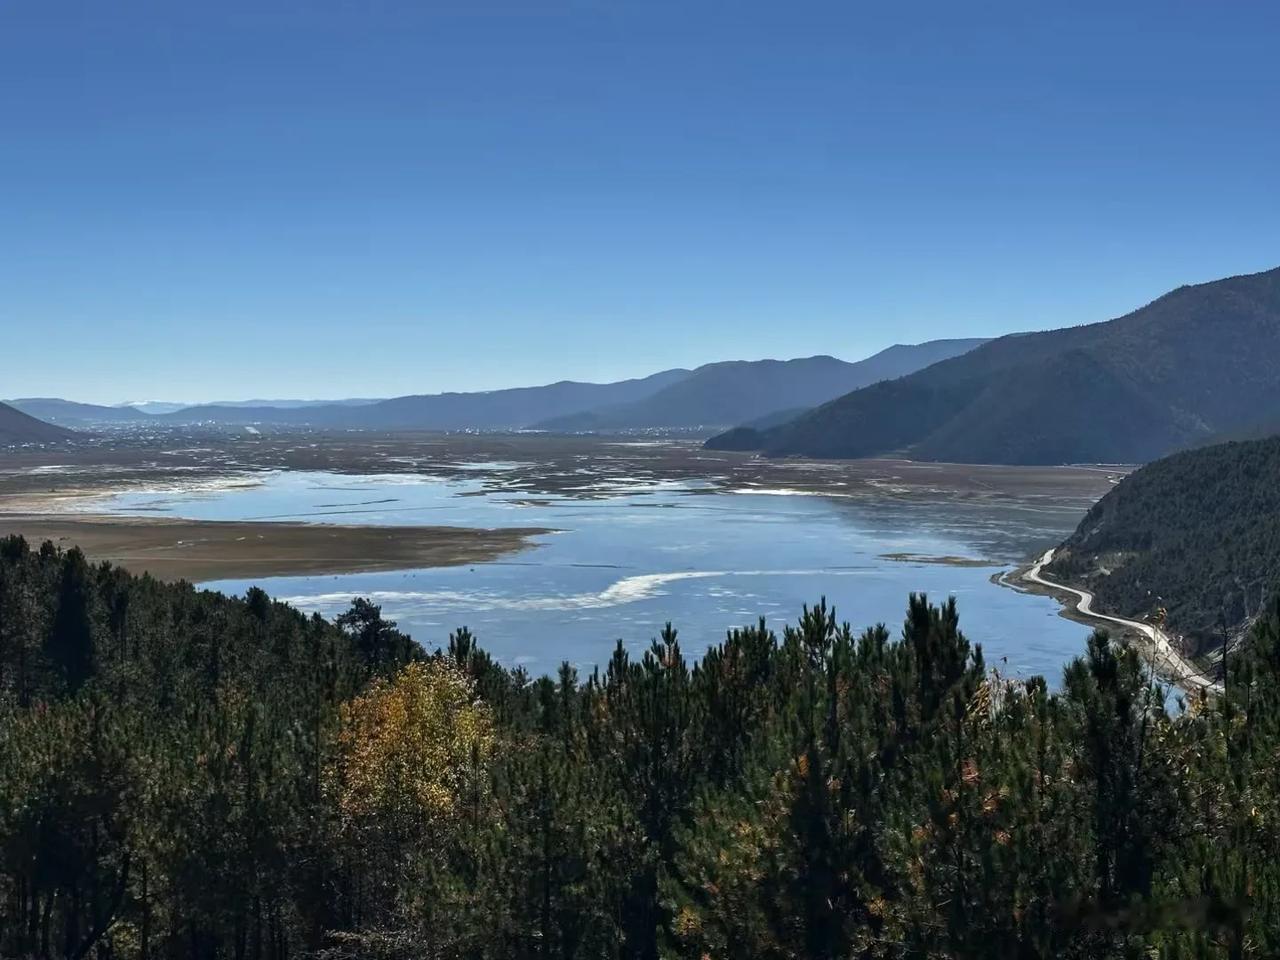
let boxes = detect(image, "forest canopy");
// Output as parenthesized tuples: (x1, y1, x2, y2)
(2, 535, 1279, 959)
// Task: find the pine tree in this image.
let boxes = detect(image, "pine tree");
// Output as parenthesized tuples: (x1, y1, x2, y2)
(46, 547, 95, 695)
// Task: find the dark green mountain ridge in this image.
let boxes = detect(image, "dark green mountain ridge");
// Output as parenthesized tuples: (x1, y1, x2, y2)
(1046, 435, 1280, 650)
(708, 265, 1280, 465)
(534, 339, 989, 432)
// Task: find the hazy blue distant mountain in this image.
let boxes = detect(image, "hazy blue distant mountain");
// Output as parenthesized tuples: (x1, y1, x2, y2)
(17, 338, 993, 435)
(708, 266, 1280, 465)
(9, 397, 387, 423)
(114, 401, 185, 415)
(160, 369, 693, 429)
(9, 398, 151, 424)
(201, 398, 383, 409)
(112, 398, 383, 415)
(534, 340, 989, 432)
(0, 402, 77, 443)
(1195, 414, 1280, 447)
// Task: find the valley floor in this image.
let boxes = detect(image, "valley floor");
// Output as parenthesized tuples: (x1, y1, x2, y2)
(0, 430, 1126, 581)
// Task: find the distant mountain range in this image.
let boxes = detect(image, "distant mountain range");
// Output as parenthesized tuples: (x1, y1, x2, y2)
(8, 398, 149, 424)
(172, 398, 382, 411)
(533, 340, 988, 432)
(1046, 435, 1280, 650)
(708, 265, 1280, 465)
(9, 397, 384, 424)
(115, 401, 191, 415)
(147, 369, 693, 430)
(0, 402, 76, 444)
(115, 399, 380, 415)
(8, 341, 984, 435)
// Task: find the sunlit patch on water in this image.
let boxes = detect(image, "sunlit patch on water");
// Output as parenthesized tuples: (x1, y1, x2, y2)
(278, 567, 878, 614)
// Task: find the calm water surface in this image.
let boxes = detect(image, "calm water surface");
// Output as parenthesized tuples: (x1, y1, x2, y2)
(94, 469, 1092, 681)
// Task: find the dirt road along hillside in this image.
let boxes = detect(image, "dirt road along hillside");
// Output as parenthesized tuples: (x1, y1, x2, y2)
(1023, 548, 1221, 696)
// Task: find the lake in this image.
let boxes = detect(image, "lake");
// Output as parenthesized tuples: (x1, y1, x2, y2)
(91, 468, 1092, 681)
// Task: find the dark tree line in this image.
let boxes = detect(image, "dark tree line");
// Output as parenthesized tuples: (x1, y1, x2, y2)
(3, 534, 1280, 958)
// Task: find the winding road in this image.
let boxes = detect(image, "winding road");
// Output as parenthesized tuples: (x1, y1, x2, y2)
(1024, 548, 1221, 696)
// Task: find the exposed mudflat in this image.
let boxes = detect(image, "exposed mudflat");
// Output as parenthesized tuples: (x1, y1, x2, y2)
(881, 552, 998, 567)
(0, 431, 1126, 511)
(0, 513, 549, 582)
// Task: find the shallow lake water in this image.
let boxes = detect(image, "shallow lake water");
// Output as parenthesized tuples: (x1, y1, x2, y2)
(94, 469, 1093, 683)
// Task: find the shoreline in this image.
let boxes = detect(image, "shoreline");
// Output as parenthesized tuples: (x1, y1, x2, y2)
(996, 554, 1220, 697)
(0, 513, 552, 583)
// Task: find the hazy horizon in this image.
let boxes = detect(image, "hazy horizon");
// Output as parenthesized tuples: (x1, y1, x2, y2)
(7, 337, 984, 407)
(4, 1, 1278, 403)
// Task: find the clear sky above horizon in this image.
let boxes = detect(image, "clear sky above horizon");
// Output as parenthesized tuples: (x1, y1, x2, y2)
(2, 1, 1278, 404)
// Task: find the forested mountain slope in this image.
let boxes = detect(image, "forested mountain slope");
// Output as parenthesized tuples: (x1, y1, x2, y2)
(0, 401, 77, 443)
(708, 265, 1280, 464)
(1046, 435, 1280, 649)
(6, 534, 1280, 957)
(536, 339, 988, 432)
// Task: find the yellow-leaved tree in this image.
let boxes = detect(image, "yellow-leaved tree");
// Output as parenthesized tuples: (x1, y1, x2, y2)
(333, 658, 495, 831)
(327, 658, 497, 949)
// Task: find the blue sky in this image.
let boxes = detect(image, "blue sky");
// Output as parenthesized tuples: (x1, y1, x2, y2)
(2, 1, 1277, 404)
